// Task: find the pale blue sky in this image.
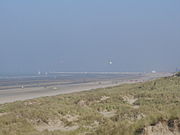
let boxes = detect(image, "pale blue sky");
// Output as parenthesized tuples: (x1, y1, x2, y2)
(0, 0, 180, 74)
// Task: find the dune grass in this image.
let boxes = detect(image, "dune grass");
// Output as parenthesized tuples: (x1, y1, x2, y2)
(0, 75, 180, 135)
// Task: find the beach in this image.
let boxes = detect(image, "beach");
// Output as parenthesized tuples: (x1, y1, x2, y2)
(0, 72, 171, 104)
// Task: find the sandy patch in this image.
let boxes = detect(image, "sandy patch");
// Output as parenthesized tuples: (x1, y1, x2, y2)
(132, 105, 140, 109)
(142, 120, 180, 135)
(100, 96, 110, 101)
(35, 119, 79, 132)
(136, 113, 146, 120)
(24, 101, 41, 106)
(77, 100, 87, 107)
(63, 115, 79, 122)
(123, 96, 138, 105)
(0, 112, 8, 117)
(121, 113, 145, 121)
(83, 120, 99, 129)
(35, 114, 79, 132)
(99, 110, 116, 118)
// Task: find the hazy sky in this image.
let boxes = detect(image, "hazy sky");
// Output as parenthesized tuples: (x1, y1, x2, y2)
(0, 0, 180, 74)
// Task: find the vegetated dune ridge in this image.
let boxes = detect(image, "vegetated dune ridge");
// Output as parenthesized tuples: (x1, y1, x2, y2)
(0, 74, 180, 135)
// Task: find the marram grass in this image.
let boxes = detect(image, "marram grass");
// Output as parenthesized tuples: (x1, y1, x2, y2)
(0, 75, 180, 135)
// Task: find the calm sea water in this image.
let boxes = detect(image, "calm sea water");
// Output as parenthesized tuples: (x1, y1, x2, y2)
(0, 73, 143, 87)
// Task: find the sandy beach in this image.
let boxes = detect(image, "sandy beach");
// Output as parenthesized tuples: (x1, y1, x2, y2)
(0, 72, 171, 104)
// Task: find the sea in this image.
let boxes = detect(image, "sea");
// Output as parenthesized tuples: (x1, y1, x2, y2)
(0, 72, 143, 88)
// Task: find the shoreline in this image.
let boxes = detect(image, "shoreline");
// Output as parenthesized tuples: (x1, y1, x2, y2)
(0, 72, 172, 104)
